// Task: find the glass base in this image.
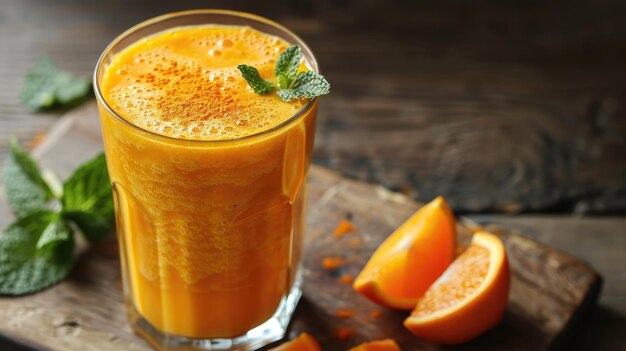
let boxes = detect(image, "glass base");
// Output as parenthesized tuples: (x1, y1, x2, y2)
(127, 280, 302, 350)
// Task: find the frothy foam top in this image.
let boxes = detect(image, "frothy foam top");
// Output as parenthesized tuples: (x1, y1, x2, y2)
(101, 25, 308, 140)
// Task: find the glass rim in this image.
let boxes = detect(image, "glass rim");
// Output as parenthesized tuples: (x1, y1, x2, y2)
(93, 9, 320, 144)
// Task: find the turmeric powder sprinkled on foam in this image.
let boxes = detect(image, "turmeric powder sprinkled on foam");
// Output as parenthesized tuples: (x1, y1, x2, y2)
(102, 25, 307, 141)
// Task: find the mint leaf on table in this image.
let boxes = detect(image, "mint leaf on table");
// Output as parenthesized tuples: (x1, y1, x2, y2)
(0, 211, 74, 295)
(36, 216, 72, 250)
(63, 211, 113, 242)
(274, 45, 302, 89)
(2, 139, 53, 217)
(20, 57, 91, 111)
(237, 64, 275, 94)
(238, 45, 330, 101)
(62, 153, 114, 241)
(277, 71, 331, 101)
(1, 141, 114, 295)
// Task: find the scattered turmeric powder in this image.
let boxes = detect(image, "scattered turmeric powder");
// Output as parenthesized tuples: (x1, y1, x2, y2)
(335, 309, 355, 319)
(349, 237, 362, 246)
(334, 327, 354, 341)
(334, 218, 356, 238)
(339, 274, 354, 284)
(370, 310, 382, 318)
(27, 131, 47, 150)
(322, 257, 344, 270)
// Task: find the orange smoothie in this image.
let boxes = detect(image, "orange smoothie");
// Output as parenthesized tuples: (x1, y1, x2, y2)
(98, 25, 317, 338)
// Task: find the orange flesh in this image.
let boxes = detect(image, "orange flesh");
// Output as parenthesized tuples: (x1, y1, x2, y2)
(353, 197, 456, 309)
(100, 25, 317, 338)
(413, 245, 489, 316)
(404, 231, 510, 344)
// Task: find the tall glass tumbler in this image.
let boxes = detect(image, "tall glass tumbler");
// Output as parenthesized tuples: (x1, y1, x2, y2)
(93, 10, 319, 350)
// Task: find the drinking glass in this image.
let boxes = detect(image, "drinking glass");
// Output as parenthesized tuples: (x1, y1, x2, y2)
(94, 10, 319, 350)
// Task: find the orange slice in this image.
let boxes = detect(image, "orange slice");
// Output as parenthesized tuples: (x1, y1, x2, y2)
(404, 231, 510, 344)
(269, 333, 321, 351)
(348, 339, 401, 351)
(353, 197, 456, 309)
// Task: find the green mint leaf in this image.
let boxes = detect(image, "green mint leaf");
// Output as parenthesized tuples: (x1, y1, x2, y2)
(274, 46, 302, 87)
(2, 139, 53, 217)
(61, 153, 114, 241)
(0, 211, 74, 295)
(277, 74, 290, 90)
(36, 216, 71, 250)
(63, 211, 113, 241)
(41, 169, 63, 199)
(20, 57, 91, 111)
(277, 71, 330, 101)
(237, 64, 274, 94)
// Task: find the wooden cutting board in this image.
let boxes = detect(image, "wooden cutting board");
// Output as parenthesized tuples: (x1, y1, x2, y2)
(0, 102, 601, 351)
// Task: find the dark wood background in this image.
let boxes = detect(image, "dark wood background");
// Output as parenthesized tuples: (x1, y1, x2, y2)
(1, 0, 625, 214)
(0, 0, 624, 350)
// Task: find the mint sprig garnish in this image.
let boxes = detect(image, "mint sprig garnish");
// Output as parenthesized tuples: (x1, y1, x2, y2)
(237, 45, 330, 101)
(278, 71, 331, 101)
(274, 45, 302, 89)
(0, 142, 114, 295)
(20, 57, 91, 111)
(236, 65, 275, 94)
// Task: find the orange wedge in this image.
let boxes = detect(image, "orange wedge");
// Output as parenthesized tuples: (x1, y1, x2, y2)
(404, 231, 510, 344)
(269, 333, 321, 351)
(348, 339, 401, 351)
(353, 197, 456, 309)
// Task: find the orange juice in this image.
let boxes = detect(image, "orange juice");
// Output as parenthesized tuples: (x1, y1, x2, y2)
(96, 15, 317, 342)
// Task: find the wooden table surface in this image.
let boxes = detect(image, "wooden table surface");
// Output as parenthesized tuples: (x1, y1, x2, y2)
(0, 0, 624, 350)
